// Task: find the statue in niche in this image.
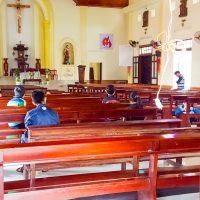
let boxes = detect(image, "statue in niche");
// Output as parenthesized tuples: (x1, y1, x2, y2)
(142, 10, 149, 28)
(63, 43, 74, 65)
(179, 0, 188, 17)
(63, 45, 70, 65)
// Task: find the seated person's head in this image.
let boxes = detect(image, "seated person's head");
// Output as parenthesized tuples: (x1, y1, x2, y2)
(105, 84, 115, 96)
(128, 91, 138, 102)
(14, 86, 25, 98)
(129, 91, 143, 108)
(31, 90, 45, 105)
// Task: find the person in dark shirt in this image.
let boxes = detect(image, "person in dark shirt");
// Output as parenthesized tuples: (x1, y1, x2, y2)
(128, 91, 143, 108)
(174, 71, 185, 90)
(7, 85, 26, 128)
(102, 84, 119, 104)
(21, 90, 60, 143)
(127, 91, 144, 121)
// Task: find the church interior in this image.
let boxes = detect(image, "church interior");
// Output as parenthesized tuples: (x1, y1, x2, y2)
(1, 0, 200, 199)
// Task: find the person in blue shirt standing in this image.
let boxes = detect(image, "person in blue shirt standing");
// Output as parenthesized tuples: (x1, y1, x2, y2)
(7, 85, 26, 128)
(174, 71, 185, 90)
(21, 90, 60, 143)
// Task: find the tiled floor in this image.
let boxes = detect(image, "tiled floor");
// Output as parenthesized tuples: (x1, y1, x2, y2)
(4, 162, 200, 200)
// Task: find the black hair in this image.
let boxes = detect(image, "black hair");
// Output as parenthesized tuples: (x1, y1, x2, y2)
(31, 90, 45, 104)
(128, 91, 138, 102)
(106, 84, 115, 95)
(129, 91, 143, 108)
(174, 71, 180, 75)
(14, 85, 25, 98)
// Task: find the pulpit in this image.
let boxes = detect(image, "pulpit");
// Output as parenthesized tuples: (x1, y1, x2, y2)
(77, 65, 86, 83)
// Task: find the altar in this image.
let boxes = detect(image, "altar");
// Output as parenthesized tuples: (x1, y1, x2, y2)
(10, 68, 46, 76)
(20, 71, 42, 85)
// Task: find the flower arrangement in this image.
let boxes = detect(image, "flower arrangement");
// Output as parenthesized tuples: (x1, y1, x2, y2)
(29, 72, 34, 79)
(14, 68, 20, 82)
(45, 68, 50, 82)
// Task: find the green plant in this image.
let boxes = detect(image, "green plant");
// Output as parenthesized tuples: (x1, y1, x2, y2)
(45, 69, 50, 82)
(14, 68, 20, 78)
(45, 68, 50, 75)
(14, 68, 21, 83)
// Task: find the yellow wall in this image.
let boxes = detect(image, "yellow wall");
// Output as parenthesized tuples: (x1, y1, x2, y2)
(50, 0, 128, 81)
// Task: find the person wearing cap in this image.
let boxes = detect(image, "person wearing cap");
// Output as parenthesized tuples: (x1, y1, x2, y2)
(102, 84, 119, 104)
(7, 85, 26, 128)
(21, 90, 60, 143)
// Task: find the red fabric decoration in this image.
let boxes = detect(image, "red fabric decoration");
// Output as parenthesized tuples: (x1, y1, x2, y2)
(156, 57, 160, 73)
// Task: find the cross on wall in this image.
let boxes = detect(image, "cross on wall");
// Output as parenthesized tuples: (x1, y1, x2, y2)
(7, 0, 31, 33)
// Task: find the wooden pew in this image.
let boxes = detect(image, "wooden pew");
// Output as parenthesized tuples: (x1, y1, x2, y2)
(0, 106, 177, 143)
(0, 96, 102, 108)
(0, 85, 47, 97)
(0, 105, 157, 124)
(178, 96, 200, 127)
(21, 120, 180, 178)
(28, 119, 182, 142)
(2, 137, 158, 200)
(3, 128, 200, 199)
(0, 106, 158, 142)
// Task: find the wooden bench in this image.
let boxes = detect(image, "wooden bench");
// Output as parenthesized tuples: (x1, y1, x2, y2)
(2, 137, 158, 200)
(0, 85, 47, 97)
(2, 128, 200, 199)
(28, 119, 181, 142)
(0, 105, 158, 123)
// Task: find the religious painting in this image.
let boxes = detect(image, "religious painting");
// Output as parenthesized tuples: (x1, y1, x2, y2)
(100, 34, 113, 49)
(179, 0, 188, 17)
(142, 10, 149, 28)
(63, 42, 74, 65)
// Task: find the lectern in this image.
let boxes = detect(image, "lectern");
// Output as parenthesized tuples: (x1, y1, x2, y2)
(77, 65, 86, 83)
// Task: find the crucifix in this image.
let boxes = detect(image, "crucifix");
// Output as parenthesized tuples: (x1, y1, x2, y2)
(7, 0, 30, 33)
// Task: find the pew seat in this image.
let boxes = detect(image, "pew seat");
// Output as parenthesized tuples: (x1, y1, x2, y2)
(0, 137, 158, 200)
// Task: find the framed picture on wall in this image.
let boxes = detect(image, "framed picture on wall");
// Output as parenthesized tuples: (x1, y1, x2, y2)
(99, 34, 113, 50)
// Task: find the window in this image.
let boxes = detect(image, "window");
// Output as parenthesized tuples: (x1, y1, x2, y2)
(139, 46, 152, 55)
(173, 39, 192, 89)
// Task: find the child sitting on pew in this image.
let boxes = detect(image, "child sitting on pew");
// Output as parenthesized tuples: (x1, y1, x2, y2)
(175, 102, 200, 118)
(7, 86, 26, 128)
(128, 91, 143, 109)
(126, 91, 144, 121)
(21, 90, 60, 143)
(102, 84, 119, 104)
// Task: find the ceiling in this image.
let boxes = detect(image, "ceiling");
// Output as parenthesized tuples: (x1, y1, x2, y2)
(73, 0, 129, 8)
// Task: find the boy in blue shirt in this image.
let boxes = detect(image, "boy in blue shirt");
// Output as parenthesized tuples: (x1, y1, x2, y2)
(21, 90, 60, 143)
(7, 86, 26, 128)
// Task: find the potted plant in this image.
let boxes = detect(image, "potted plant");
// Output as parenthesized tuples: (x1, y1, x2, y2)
(14, 68, 21, 84)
